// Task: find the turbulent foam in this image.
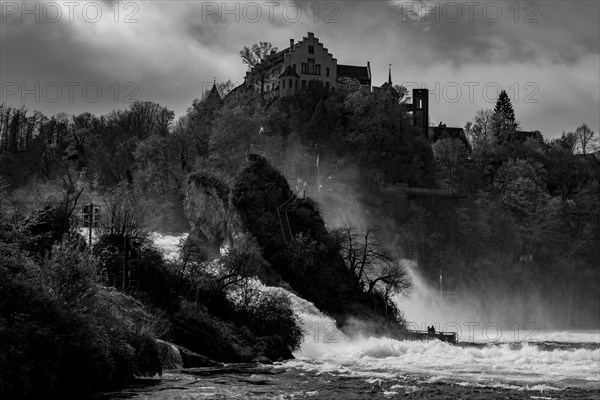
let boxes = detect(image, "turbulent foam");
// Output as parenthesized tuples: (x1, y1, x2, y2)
(149, 233, 600, 390)
(150, 232, 188, 260)
(287, 288, 600, 390)
(287, 328, 600, 389)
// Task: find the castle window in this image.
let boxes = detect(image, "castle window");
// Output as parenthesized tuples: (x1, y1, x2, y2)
(288, 79, 292, 88)
(308, 45, 314, 54)
(302, 80, 307, 88)
(417, 99, 423, 109)
(326, 67, 330, 77)
(302, 58, 321, 75)
(293, 64, 297, 71)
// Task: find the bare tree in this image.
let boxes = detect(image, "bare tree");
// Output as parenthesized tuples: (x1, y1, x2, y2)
(216, 234, 266, 290)
(366, 260, 412, 296)
(97, 183, 145, 238)
(334, 226, 411, 297)
(465, 109, 495, 151)
(240, 42, 278, 103)
(574, 123, 596, 155)
(335, 227, 389, 289)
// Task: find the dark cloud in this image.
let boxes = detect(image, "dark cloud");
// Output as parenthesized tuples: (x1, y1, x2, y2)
(0, 0, 597, 137)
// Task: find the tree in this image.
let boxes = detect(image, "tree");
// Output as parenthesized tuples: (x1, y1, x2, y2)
(335, 227, 390, 289)
(97, 183, 146, 238)
(432, 138, 469, 190)
(217, 234, 267, 290)
(240, 42, 278, 103)
(217, 80, 236, 98)
(494, 159, 552, 259)
(574, 123, 596, 155)
(209, 108, 262, 174)
(465, 108, 495, 151)
(493, 90, 518, 143)
(494, 90, 516, 126)
(334, 226, 411, 296)
(366, 260, 411, 297)
(134, 133, 185, 195)
(393, 84, 409, 103)
(552, 131, 577, 154)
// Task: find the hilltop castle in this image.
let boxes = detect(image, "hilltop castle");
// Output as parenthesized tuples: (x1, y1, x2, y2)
(207, 32, 464, 143)
(218, 32, 373, 109)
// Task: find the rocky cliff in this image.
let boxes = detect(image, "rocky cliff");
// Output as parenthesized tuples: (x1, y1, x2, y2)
(185, 155, 405, 338)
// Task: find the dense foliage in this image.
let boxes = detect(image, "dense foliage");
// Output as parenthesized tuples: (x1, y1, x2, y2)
(0, 185, 303, 399)
(0, 201, 161, 399)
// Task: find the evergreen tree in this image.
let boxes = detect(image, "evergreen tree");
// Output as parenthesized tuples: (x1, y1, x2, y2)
(494, 90, 516, 123)
(493, 90, 518, 143)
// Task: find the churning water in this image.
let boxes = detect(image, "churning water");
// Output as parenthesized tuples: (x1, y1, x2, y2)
(151, 233, 600, 394)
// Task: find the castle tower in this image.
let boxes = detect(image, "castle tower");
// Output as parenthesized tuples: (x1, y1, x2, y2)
(205, 80, 223, 108)
(279, 65, 300, 97)
(412, 88, 429, 138)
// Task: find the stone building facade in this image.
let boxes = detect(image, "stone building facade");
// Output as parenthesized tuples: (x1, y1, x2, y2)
(225, 32, 372, 105)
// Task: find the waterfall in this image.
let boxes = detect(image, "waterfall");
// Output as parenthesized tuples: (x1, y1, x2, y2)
(156, 339, 184, 370)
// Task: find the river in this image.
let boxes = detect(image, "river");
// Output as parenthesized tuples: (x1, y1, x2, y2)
(94, 233, 600, 399)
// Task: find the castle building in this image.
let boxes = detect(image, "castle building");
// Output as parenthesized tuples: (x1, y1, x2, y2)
(224, 32, 371, 106)
(219, 32, 464, 144)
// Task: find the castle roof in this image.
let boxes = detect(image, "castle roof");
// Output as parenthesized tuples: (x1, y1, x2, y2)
(279, 65, 300, 79)
(205, 83, 223, 107)
(429, 125, 470, 149)
(337, 64, 371, 85)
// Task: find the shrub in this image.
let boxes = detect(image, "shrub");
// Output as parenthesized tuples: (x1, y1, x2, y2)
(42, 237, 97, 315)
(94, 233, 178, 311)
(247, 290, 304, 354)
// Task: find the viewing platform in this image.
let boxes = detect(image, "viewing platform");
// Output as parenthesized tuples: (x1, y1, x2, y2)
(400, 330, 458, 344)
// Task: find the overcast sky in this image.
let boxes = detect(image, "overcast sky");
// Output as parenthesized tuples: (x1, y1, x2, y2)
(1, 0, 598, 138)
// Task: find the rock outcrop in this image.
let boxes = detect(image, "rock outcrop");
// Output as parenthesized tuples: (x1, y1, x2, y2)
(184, 155, 405, 341)
(183, 173, 243, 257)
(230, 155, 405, 338)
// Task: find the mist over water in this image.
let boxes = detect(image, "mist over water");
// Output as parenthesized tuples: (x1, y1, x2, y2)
(151, 232, 600, 390)
(287, 286, 600, 391)
(395, 259, 598, 339)
(394, 260, 536, 343)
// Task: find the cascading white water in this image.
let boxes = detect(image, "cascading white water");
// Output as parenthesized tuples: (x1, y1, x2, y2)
(149, 232, 188, 260)
(151, 233, 600, 390)
(286, 285, 600, 390)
